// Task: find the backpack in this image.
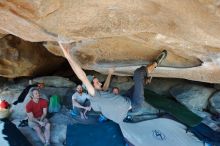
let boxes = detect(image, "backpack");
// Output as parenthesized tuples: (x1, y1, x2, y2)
(49, 95, 61, 113)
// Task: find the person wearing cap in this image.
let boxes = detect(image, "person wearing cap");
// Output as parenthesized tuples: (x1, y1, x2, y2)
(72, 85, 91, 119)
(59, 42, 167, 124)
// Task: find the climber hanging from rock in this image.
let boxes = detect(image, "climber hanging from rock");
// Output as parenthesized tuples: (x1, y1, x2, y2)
(58, 41, 167, 123)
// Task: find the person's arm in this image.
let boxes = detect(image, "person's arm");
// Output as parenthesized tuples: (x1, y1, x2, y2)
(72, 99, 91, 111)
(58, 42, 95, 96)
(102, 68, 114, 91)
(40, 108, 47, 121)
(27, 112, 45, 126)
(27, 112, 41, 124)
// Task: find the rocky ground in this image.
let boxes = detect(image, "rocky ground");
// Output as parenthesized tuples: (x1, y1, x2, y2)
(0, 75, 220, 145)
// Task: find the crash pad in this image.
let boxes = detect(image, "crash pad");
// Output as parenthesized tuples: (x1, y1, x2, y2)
(66, 121, 126, 146)
(144, 89, 203, 127)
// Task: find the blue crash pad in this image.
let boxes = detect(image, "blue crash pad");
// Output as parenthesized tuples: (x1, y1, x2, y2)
(66, 121, 126, 146)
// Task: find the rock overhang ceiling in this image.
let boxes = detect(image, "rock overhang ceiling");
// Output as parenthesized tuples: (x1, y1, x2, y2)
(0, 0, 220, 83)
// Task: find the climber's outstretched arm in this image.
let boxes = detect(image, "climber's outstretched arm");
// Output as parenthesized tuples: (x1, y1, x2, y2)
(58, 42, 95, 96)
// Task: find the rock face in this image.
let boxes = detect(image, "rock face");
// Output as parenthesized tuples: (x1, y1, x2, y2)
(0, 35, 65, 78)
(209, 91, 220, 114)
(170, 83, 216, 116)
(0, 29, 7, 38)
(1, 1, 220, 83)
(33, 76, 76, 88)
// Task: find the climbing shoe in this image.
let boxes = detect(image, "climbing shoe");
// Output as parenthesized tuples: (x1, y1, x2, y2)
(154, 50, 168, 66)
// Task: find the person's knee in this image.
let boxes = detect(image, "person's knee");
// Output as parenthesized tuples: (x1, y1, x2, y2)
(33, 125, 42, 133)
(135, 66, 146, 75)
(134, 67, 146, 81)
(45, 122, 50, 129)
(84, 100, 91, 107)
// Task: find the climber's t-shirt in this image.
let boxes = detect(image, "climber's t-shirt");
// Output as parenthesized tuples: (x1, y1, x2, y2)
(90, 90, 131, 124)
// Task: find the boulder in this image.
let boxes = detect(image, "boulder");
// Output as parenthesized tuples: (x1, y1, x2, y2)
(214, 84, 220, 90)
(0, 29, 7, 38)
(170, 83, 215, 113)
(62, 88, 74, 110)
(0, 35, 65, 78)
(33, 76, 76, 88)
(202, 115, 220, 132)
(1, 1, 220, 83)
(209, 91, 220, 114)
(145, 78, 188, 96)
